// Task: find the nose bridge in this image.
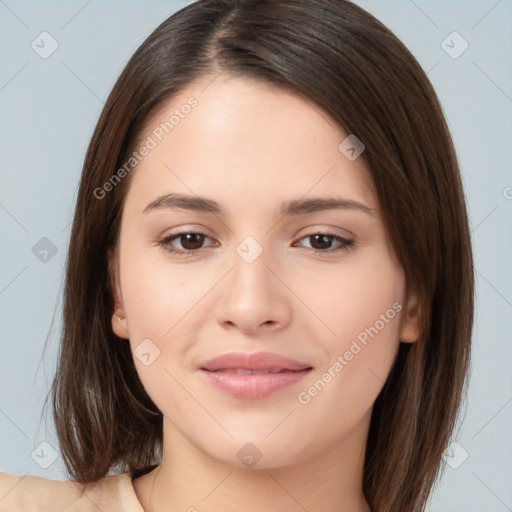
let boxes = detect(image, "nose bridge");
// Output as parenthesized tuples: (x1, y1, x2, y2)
(229, 236, 275, 302)
(214, 235, 292, 333)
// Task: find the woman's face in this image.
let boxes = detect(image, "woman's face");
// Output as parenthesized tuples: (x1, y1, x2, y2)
(111, 75, 419, 469)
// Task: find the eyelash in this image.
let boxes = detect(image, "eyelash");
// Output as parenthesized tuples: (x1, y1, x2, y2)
(158, 231, 355, 257)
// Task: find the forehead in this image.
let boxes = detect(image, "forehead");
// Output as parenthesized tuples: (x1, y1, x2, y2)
(125, 75, 377, 214)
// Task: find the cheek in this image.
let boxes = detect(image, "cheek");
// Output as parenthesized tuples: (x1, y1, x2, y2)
(118, 247, 219, 402)
(295, 262, 405, 420)
(120, 244, 210, 341)
(297, 250, 405, 350)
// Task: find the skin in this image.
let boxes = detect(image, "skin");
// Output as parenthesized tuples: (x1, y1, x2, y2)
(111, 75, 420, 512)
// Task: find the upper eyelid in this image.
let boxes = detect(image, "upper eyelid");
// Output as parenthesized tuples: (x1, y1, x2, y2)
(161, 228, 214, 241)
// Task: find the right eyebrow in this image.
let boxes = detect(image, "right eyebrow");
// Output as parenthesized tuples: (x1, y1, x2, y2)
(142, 193, 221, 215)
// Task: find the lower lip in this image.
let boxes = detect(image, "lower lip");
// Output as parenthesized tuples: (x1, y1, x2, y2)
(200, 369, 312, 399)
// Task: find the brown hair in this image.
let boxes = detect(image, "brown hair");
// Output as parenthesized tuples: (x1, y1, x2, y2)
(50, 1, 474, 510)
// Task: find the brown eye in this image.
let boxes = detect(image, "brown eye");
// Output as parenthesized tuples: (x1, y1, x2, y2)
(309, 234, 335, 250)
(178, 233, 206, 250)
(295, 233, 355, 253)
(158, 231, 217, 257)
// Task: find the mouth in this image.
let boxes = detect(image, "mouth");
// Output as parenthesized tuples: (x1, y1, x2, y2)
(199, 351, 313, 399)
(203, 368, 307, 375)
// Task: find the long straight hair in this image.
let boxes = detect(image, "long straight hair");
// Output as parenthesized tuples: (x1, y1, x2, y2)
(50, 1, 474, 510)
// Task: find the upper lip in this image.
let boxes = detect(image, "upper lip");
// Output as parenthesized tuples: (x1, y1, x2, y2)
(200, 351, 312, 371)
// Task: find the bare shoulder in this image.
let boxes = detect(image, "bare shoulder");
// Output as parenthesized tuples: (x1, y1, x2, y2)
(0, 471, 139, 512)
(0, 472, 85, 510)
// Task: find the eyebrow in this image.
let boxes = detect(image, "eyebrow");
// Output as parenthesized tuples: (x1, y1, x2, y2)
(143, 193, 220, 214)
(142, 193, 376, 217)
(282, 197, 376, 216)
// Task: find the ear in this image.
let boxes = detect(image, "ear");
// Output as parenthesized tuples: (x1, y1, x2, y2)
(399, 289, 421, 343)
(108, 248, 130, 339)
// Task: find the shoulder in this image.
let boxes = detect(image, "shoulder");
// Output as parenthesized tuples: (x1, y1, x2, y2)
(0, 472, 83, 511)
(0, 471, 143, 512)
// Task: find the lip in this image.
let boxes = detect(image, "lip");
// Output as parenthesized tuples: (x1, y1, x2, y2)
(201, 351, 311, 372)
(200, 351, 313, 399)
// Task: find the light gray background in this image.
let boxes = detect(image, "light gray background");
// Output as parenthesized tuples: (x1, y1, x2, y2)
(0, 1, 511, 510)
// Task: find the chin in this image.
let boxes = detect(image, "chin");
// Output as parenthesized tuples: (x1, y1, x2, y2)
(193, 429, 312, 471)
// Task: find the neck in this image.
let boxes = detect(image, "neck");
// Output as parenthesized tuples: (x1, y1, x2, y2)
(133, 411, 372, 512)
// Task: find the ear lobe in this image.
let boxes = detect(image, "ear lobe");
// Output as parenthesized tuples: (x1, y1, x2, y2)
(112, 302, 130, 339)
(399, 291, 421, 343)
(108, 248, 130, 339)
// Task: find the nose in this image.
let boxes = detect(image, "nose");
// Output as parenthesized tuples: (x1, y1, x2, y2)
(214, 247, 292, 335)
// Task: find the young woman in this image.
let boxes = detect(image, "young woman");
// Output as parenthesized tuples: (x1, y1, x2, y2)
(0, 0, 474, 511)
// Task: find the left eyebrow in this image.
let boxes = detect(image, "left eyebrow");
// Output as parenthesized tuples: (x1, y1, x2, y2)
(281, 197, 377, 217)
